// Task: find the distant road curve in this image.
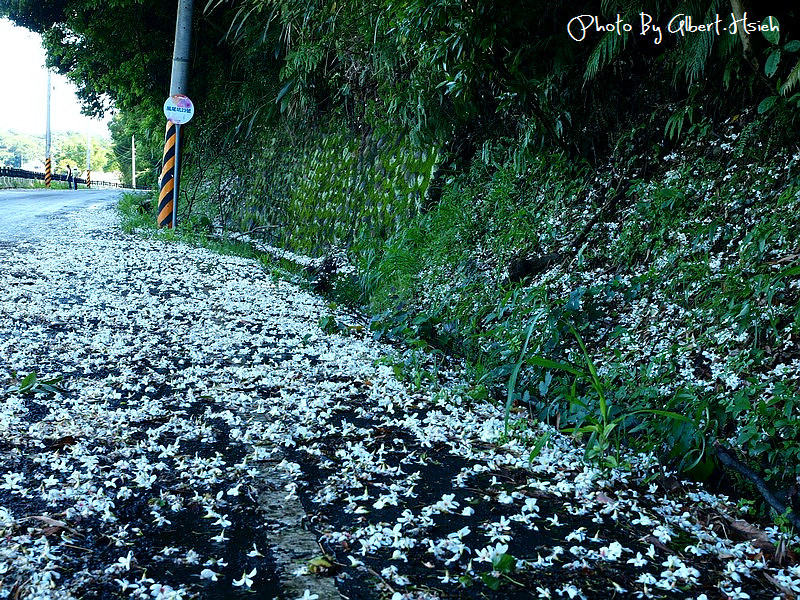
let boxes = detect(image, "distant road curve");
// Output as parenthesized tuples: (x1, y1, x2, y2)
(0, 188, 125, 242)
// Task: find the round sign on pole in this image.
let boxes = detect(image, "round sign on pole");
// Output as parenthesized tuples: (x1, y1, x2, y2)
(163, 94, 194, 125)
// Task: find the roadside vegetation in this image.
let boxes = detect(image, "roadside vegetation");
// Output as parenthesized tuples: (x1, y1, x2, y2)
(0, 178, 70, 190)
(0, 130, 119, 173)
(7, 204, 798, 599)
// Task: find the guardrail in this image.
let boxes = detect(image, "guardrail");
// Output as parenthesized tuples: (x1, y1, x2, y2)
(0, 166, 151, 190)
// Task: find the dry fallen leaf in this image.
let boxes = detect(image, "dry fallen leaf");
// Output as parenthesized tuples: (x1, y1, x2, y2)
(47, 435, 78, 450)
(763, 572, 798, 599)
(307, 555, 336, 575)
(27, 515, 81, 537)
(642, 535, 672, 553)
(728, 519, 776, 556)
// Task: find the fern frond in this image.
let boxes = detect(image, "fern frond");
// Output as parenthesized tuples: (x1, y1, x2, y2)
(683, 30, 714, 84)
(669, 0, 726, 85)
(781, 58, 800, 96)
(584, 31, 629, 83)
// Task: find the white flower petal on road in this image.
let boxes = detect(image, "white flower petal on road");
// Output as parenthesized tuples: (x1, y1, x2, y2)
(232, 567, 256, 588)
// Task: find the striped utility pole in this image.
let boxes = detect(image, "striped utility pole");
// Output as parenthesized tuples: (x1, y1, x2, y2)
(45, 70, 52, 188)
(158, 0, 194, 228)
(158, 123, 177, 226)
(86, 130, 91, 188)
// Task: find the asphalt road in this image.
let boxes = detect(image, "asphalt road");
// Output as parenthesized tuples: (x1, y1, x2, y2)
(0, 188, 124, 241)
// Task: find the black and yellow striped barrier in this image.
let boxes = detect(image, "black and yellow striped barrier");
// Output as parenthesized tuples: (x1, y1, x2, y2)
(45, 157, 51, 188)
(86, 170, 91, 188)
(158, 121, 177, 228)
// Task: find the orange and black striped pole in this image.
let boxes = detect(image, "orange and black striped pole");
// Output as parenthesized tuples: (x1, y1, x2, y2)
(85, 131, 92, 188)
(45, 70, 51, 188)
(158, 0, 194, 229)
(158, 121, 177, 228)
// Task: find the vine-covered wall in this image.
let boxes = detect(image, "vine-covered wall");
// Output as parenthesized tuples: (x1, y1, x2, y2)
(231, 123, 437, 255)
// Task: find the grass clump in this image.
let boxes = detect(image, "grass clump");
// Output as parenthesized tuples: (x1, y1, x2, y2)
(116, 191, 258, 261)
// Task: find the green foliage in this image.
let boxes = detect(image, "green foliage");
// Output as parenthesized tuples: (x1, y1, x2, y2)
(197, 118, 437, 256)
(108, 108, 163, 187)
(318, 314, 364, 337)
(0, 130, 117, 172)
(479, 551, 518, 591)
(528, 326, 694, 471)
(0, 131, 40, 167)
(117, 191, 158, 233)
(6, 371, 63, 397)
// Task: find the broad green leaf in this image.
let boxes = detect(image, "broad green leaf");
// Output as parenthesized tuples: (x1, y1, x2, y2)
(492, 553, 515, 573)
(561, 425, 597, 435)
(785, 40, 800, 53)
(758, 96, 778, 114)
(765, 50, 781, 78)
(775, 264, 800, 279)
(480, 573, 502, 590)
(629, 409, 694, 424)
(458, 575, 474, 587)
(762, 17, 780, 45)
(20, 371, 37, 389)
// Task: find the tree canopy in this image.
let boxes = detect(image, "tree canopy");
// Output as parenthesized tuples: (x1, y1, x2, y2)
(0, 129, 119, 171)
(4, 0, 798, 171)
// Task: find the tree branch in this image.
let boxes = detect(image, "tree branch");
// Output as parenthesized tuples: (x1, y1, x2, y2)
(714, 442, 800, 530)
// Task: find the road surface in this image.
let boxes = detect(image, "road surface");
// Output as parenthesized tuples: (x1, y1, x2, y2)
(0, 188, 123, 241)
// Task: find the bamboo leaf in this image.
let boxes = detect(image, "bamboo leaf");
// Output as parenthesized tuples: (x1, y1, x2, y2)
(525, 356, 586, 378)
(504, 320, 537, 434)
(275, 79, 294, 104)
(629, 408, 695, 424)
(528, 431, 551, 461)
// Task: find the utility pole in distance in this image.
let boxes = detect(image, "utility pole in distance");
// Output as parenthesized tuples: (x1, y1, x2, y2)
(86, 129, 91, 188)
(45, 70, 52, 188)
(157, 0, 194, 228)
